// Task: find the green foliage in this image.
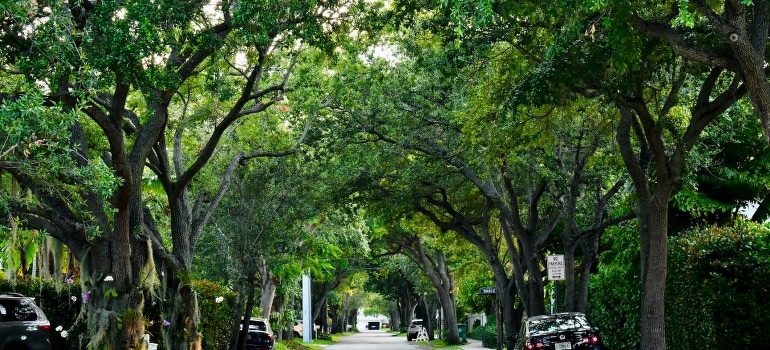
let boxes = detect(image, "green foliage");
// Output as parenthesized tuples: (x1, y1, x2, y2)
(193, 280, 239, 350)
(0, 226, 45, 275)
(667, 220, 770, 349)
(276, 340, 315, 350)
(672, 103, 770, 226)
(0, 89, 120, 230)
(587, 225, 641, 350)
(469, 322, 498, 348)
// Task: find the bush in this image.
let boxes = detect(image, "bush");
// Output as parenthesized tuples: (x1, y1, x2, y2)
(587, 227, 641, 350)
(194, 280, 239, 350)
(667, 220, 770, 349)
(470, 323, 498, 348)
(276, 339, 314, 350)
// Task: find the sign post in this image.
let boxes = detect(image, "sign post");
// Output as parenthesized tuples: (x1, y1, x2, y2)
(547, 255, 565, 313)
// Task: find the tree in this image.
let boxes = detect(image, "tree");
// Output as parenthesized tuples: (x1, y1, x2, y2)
(322, 39, 633, 346)
(438, 2, 750, 348)
(365, 255, 422, 331)
(0, 1, 358, 348)
(615, 1, 770, 144)
(611, 62, 745, 350)
(375, 215, 462, 344)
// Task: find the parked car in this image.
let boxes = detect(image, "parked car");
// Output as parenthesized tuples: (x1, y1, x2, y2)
(513, 312, 604, 350)
(0, 292, 51, 350)
(406, 319, 423, 341)
(241, 318, 274, 350)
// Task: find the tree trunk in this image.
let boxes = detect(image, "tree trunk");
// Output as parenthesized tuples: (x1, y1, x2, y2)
(259, 259, 278, 319)
(233, 275, 258, 350)
(638, 198, 669, 350)
(576, 234, 600, 313)
(520, 239, 546, 317)
(81, 236, 148, 350)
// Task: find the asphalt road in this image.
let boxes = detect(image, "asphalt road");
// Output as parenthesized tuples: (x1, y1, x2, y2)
(321, 329, 428, 350)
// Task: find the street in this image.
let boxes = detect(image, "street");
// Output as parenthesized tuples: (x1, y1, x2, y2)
(319, 329, 488, 350)
(321, 329, 428, 350)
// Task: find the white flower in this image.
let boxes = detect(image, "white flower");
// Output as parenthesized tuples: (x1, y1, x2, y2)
(61, 330, 69, 338)
(55, 325, 63, 332)
(215, 296, 224, 304)
(104, 276, 114, 282)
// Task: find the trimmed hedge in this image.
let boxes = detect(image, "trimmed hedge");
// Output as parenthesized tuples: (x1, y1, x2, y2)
(590, 220, 770, 350)
(469, 323, 498, 348)
(667, 220, 770, 349)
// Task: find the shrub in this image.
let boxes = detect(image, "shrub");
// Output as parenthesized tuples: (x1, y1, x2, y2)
(276, 339, 314, 350)
(667, 220, 770, 349)
(587, 226, 641, 350)
(470, 323, 498, 348)
(194, 280, 239, 350)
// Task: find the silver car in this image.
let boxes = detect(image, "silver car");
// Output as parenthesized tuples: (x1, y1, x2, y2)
(0, 293, 51, 350)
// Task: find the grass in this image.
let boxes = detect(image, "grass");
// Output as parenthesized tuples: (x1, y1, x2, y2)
(276, 339, 326, 350)
(275, 333, 346, 350)
(424, 339, 465, 349)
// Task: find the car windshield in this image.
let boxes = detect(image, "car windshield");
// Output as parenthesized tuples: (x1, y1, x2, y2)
(249, 321, 267, 332)
(527, 315, 591, 336)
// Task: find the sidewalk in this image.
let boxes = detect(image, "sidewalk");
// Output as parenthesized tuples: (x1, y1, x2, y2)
(461, 337, 491, 350)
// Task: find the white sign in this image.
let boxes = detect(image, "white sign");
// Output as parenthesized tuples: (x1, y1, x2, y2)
(547, 254, 565, 281)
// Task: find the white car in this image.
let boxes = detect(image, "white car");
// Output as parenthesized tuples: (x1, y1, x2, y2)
(406, 319, 423, 341)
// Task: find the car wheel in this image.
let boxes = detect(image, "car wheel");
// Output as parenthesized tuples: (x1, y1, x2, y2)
(407, 333, 412, 341)
(294, 331, 300, 338)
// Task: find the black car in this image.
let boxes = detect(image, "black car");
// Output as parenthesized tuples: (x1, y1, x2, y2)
(241, 318, 274, 350)
(513, 312, 604, 350)
(0, 292, 51, 350)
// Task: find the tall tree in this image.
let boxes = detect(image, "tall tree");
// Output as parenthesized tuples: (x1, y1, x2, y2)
(436, 2, 753, 348)
(365, 255, 422, 331)
(0, 1, 357, 348)
(612, 64, 745, 350)
(376, 216, 462, 344)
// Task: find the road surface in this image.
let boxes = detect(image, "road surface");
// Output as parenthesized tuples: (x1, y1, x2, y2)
(321, 329, 429, 350)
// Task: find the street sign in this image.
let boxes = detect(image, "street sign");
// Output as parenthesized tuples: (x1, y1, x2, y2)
(547, 254, 565, 281)
(479, 287, 496, 295)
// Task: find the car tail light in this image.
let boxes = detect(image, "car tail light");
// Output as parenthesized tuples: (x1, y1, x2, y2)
(39, 323, 51, 331)
(525, 340, 544, 349)
(581, 334, 601, 345)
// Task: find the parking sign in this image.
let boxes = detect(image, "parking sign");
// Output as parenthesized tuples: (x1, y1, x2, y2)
(547, 254, 565, 281)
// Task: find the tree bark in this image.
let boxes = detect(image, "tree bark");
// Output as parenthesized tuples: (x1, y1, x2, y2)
(258, 255, 278, 319)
